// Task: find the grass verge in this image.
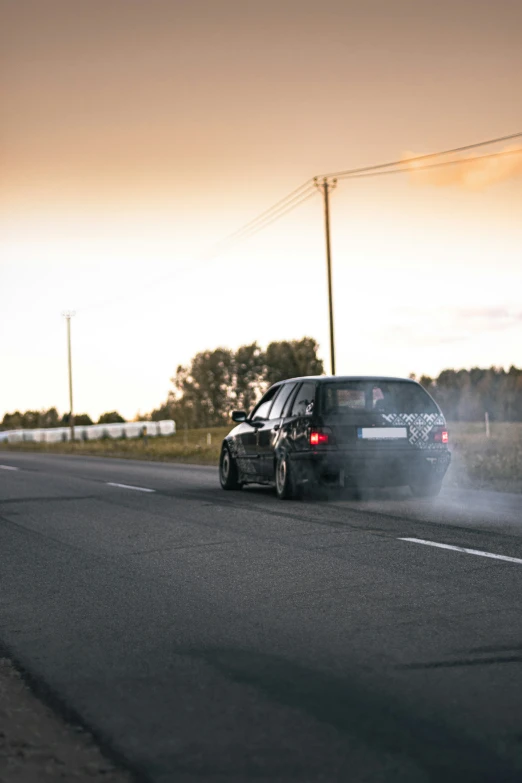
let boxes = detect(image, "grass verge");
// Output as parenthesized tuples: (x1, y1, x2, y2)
(0, 427, 228, 466)
(446, 421, 522, 493)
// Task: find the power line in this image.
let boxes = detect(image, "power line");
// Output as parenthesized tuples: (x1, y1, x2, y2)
(77, 130, 522, 314)
(208, 179, 315, 251)
(216, 187, 317, 245)
(324, 131, 522, 180)
(201, 131, 522, 255)
(314, 135, 521, 374)
(200, 183, 316, 256)
(336, 147, 522, 181)
(78, 186, 317, 313)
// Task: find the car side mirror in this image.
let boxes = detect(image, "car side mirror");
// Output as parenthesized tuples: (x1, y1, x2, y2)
(231, 410, 247, 423)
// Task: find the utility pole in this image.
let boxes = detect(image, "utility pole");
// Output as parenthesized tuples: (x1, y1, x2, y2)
(314, 177, 337, 375)
(62, 311, 75, 442)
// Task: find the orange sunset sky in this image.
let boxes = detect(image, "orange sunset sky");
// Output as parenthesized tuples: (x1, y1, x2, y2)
(1, 0, 522, 419)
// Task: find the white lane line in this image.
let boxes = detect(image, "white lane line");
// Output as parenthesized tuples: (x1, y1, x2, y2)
(0, 465, 19, 471)
(106, 482, 155, 493)
(399, 537, 522, 565)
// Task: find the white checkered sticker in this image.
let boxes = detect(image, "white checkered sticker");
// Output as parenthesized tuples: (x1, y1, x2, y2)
(381, 413, 445, 449)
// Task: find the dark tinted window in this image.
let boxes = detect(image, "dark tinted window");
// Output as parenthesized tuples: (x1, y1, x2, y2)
(290, 382, 316, 417)
(269, 383, 297, 419)
(321, 381, 437, 415)
(251, 386, 279, 420)
(331, 387, 366, 410)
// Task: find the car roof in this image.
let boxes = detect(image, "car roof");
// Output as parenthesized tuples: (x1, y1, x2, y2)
(274, 375, 419, 384)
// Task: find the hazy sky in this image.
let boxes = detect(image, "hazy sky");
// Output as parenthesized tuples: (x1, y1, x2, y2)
(2, 0, 521, 419)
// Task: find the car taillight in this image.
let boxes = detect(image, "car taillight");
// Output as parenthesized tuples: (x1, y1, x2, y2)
(310, 430, 329, 446)
(433, 427, 449, 444)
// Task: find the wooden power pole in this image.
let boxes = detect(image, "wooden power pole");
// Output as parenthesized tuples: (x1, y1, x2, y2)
(315, 177, 337, 375)
(62, 311, 75, 441)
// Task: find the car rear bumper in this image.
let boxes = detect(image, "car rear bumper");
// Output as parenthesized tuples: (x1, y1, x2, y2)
(290, 447, 451, 486)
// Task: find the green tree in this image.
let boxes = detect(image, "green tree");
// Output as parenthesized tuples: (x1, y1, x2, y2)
(61, 413, 93, 426)
(148, 337, 325, 428)
(171, 348, 235, 428)
(98, 411, 126, 424)
(76, 414, 94, 426)
(233, 342, 265, 412)
(412, 365, 522, 421)
(39, 408, 60, 428)
(263, 337, 324, 386)
(1, 411, 24, 430)
(22, 410, 40, 429)
(506, 366, 522, 421)
(148, 403, 172, 422)
(419, 375, 434, 390)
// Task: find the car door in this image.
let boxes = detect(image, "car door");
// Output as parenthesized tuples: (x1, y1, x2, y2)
(281, 381, 317, 454)
(238, 385, 280, 480)
(258, 382, 298, 478)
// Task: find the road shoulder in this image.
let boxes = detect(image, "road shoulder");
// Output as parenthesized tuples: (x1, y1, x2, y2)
(0, 657, 133, 783)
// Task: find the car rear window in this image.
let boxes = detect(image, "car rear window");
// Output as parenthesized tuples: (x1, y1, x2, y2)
(320, 381, 438, 415)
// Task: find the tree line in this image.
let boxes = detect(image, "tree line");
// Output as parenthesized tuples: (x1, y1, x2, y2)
(147, 338, 324, 428)
(1, 339, 322, 431)
(3, 344, 521, 430)
(153, 351, 522, 426)
(413, 366, 522, 421)
(1, 409, 126, 431)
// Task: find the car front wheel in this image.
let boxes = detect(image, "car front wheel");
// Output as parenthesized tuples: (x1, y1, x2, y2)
(219, 444, 242, 490)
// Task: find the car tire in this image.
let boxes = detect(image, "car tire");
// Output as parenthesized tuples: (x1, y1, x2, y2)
(409, 479, 442, 498)
(219, 444, 242, 490)
(275, 455, 301, 500)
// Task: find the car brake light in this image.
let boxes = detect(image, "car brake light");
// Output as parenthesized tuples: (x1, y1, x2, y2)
(433, 427, 449, 443)
(310, 430, 329, 446)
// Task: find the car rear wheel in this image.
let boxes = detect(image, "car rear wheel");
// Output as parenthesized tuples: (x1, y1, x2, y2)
(219, 444, 242, 490)
(409, 479, 442, 498)
(275, 455, 301, 500)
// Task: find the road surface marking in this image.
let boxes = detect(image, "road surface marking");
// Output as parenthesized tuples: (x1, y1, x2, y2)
(106, 482, 155, 493)
(0, 465, 19, 471)
(399, 537, 522, 565)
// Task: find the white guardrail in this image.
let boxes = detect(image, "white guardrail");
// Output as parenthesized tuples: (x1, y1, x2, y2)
(0, 420, 175, 444)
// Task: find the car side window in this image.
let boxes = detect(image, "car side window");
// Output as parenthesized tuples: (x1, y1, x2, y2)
(269, 383, 297, 419)
(251, 386, 280, 421)
(290, 383, 316, 417)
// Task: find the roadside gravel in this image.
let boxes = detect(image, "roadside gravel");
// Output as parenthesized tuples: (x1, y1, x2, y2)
(0, 659, 132, 783)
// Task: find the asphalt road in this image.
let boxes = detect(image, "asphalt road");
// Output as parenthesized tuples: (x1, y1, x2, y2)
(1, 452, 521, 782)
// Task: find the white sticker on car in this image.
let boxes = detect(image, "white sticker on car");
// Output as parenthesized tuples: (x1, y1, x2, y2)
(358, 427, 408, 440)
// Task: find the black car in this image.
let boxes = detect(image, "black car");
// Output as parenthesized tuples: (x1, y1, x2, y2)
(219, 376, 451, 499)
